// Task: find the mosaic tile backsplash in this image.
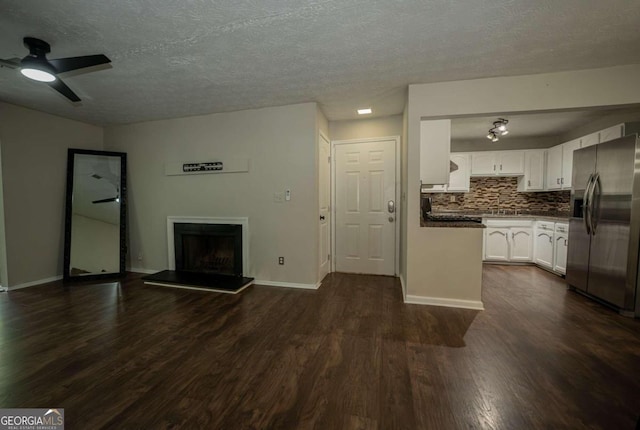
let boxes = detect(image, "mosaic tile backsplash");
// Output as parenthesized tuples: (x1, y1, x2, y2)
(425, 177, 570, 212)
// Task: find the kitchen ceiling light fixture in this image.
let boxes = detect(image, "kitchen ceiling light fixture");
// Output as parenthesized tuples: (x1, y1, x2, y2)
(486, 118, 509, 142)
(357, 108, 372, 115)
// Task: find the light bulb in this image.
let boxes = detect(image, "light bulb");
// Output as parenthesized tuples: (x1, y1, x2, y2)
(501, 129, 509, 136)
(498, 123, 507, 132)
(20, 68, 56, 82)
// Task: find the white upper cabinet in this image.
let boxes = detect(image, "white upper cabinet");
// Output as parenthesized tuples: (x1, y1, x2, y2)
(470, 152, 496, 176)
(422, 153, 470, 193)
(599, 124, 624, 143)
(580, 132, 599, 148)
(470, 150, 524, 176)
(518, 150, 545, 191)
(420, 119, 451, 185)
(561, 138, 581, 189)
(546, 145, 563, 190)
(497, 151, 525, 175)
(448, 153, 471, 192)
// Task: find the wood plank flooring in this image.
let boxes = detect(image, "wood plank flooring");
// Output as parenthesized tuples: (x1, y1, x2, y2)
(0, 265, 639, 429)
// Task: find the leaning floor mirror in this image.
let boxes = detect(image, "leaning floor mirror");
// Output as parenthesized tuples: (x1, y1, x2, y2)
(63, 149, 127, 281)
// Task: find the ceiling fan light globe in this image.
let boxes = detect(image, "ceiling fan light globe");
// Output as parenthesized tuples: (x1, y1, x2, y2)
(20, 67, 56, 82)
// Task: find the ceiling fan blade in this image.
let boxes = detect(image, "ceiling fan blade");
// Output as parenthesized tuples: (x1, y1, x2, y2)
(92, 197, 117, 204)
(47, 78, 81, 102)
(0, 58, 20, 69)
(49, 54, 110, 73)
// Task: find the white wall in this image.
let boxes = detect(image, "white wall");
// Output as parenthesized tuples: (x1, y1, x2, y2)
(329, 115, 402, 141)
(0, 102, 103, 287)
(407, 64, 640, 300)
(104, 102, 319, 286)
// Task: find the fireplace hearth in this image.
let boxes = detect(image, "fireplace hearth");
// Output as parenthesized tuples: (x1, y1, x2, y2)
(143, 219, 253, 293)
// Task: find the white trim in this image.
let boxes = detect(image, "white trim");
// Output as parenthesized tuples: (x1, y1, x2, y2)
(144, 280, 253, 294)
(254, 280, 319, 290)
(405, 294, 485, 311)
(166, 216, 249, 275)
(8, 275, 63, 291)
(399, 274, 406, 298)
(331, 136, 401, 275)
(128, 267, 159, 274)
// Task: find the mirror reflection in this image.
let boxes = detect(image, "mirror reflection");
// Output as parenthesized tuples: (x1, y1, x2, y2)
(68, 152, 124, 277)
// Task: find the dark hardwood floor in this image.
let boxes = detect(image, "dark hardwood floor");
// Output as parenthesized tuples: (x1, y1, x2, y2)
(1, 266, 639, 429)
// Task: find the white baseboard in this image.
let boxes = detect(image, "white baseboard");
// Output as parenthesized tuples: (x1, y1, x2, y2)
(254, 280, 319, 290)
(8, 275, 63, 291)
(405, 294, 484, 311)
(129, 267, 160, 274)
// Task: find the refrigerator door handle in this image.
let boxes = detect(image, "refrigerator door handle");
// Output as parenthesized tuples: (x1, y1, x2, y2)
(583, 174, 594, 235)
(589, 173, 601, 235)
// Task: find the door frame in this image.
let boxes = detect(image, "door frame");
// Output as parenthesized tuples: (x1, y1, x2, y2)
(330, 136, 401, 276)
(318, 130, 332, 280)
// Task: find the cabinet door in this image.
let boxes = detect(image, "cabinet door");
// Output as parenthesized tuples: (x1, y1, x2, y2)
(546, 145, 563, 190)
(534, 227, 554, 268)
(523, 150, 545, 191)
(580, 132, 599, 148)
(498, 151, 525, 175)
(420, 119, 451, 184)
(509, 227, 533, 261)
(484, 228, 510, 261)
(554, 233, 568, 274)
(448, 153, 470, 192)
(471, 152, 496, 176)
(599, 124, 624, 144)
(561, 139, 581, 189)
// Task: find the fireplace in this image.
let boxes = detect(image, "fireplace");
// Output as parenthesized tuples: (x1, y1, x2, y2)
(174, 223, 243, 276)
(142, 216, 253, 293)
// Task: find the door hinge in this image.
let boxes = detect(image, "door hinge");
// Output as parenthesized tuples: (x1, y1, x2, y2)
(328, 156, 331, 163)
(328, 254, 331, 260)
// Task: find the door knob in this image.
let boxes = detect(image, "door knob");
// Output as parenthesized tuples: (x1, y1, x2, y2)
(388, 217, 394, 222)
(320, 215, 325, 220)
(388, 200, 395, 213)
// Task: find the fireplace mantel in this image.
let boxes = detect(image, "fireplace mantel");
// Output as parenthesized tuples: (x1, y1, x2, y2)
(167, 216, 249, 275)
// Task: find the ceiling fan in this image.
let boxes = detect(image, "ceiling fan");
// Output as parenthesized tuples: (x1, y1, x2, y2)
(0, 37, 110, 102)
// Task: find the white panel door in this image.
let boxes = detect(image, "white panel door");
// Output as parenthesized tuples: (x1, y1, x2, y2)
(335, 139, 396, 275)
(318, 134, 331, 281)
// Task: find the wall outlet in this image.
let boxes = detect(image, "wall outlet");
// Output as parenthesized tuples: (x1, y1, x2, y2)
(137, 253, 143, 262)
(278, 257, 284, 265)
(285, 189, 291, 201)
(449, 195, 456, 203)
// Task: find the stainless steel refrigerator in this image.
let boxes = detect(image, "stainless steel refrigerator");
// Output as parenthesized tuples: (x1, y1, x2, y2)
(566, 134, 640, 317)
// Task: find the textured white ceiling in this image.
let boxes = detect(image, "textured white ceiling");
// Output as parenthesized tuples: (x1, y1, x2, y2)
(0, 0, 639, 125)
(451, 108, 636, 140)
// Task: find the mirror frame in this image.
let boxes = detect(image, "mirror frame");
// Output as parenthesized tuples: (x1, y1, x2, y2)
(63, 148, 127, 281)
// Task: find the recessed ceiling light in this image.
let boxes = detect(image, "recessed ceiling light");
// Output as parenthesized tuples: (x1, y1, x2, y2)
(357, 108, 372, 115)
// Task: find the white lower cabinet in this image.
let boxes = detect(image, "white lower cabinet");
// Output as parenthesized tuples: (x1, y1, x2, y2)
(554, 223, 569, 274)
(534, 221, 555, 269)
(484, 220, 533, 262)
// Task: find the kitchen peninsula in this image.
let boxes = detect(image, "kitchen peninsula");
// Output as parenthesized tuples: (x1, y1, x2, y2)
(406, 213, 484, 310)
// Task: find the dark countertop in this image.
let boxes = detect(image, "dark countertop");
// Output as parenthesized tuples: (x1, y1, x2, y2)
(431, 210, 571, 220)
(421, 220, 486, 228)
